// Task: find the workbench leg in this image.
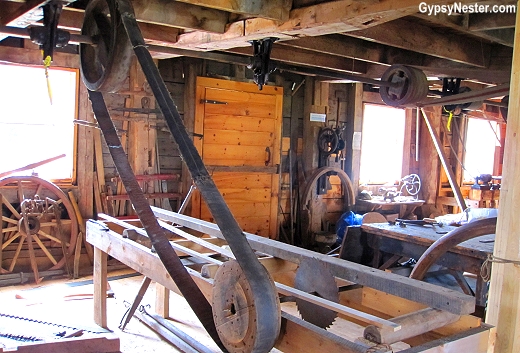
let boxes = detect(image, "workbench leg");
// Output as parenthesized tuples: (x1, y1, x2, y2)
(94, 246, 108, 329)
(155, 283, 170, 318)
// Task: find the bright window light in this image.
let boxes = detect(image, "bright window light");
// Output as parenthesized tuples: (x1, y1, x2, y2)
(463, 118, 499, 182)
(0, 64, 77, 181)
(359, 104, 406, 184)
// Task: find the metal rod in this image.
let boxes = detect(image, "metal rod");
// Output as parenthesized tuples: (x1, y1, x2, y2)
(119, 276, 152, 331)
(0, 26, 93, 45)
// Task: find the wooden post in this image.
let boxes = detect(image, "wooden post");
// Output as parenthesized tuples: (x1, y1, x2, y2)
(93, 246, 108, 328)
(344, 83, 363, 197)
(76, 83, 94, 219)
(155, 282, 170, 318)
(421, 108, 466, 210)
(486, 8, 520, 352)
(417, 106, 440, 205)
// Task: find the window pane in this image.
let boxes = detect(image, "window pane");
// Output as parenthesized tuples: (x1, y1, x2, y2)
(463, 118, 499, 182)
(0, 64, 76, 180)
(359, 104, 406, 184)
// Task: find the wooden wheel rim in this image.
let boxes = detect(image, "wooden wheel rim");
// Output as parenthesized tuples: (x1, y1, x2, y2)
(0, 176, 78, 272)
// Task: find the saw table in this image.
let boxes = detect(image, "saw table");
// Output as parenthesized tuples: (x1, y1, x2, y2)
(87, 208, 495, 353)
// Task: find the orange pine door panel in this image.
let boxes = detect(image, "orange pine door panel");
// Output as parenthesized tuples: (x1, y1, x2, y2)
(193, 77, 282, 238)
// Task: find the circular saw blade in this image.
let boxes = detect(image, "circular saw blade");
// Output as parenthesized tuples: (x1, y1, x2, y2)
(294, 258, 339, 328)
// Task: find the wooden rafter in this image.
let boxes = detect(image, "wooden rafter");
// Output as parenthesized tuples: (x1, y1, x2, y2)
(413, 13, 515, 47)
(172, 0, 479, 50)
(344, 18, 491, 68)
(226, 45, 368, 74)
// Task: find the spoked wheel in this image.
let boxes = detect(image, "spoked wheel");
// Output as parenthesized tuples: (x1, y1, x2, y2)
(317, 128, 339, 155)
(80, 0, 133, 92)
(400, 173, 421, 197)
(380, 65, 428, 107)
(0, 176, 78, 279)
(212, 260, 281, 353)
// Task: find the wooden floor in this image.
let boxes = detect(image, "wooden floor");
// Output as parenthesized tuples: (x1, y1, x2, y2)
(0, 267, 221, 353)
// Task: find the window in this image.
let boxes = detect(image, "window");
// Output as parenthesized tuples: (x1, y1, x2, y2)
(0, 63, 77, 181)
(359, 104, 406, 184)
(463, 118, 500, 182)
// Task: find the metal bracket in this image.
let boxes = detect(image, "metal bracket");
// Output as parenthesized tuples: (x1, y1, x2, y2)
(247, 37, 278, 90)
(28, 0, 70, 62)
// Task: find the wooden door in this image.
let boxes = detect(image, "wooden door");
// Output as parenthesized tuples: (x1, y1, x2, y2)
(192, 77, 282, 238)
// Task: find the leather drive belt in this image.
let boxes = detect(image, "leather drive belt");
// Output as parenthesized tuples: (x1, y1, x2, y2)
(87, 0, 280, 351)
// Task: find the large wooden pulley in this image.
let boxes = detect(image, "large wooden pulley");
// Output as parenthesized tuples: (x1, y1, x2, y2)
(380, 65, 428, 107)
(212, 260, 281, 353)
(80, 0, 133, 92)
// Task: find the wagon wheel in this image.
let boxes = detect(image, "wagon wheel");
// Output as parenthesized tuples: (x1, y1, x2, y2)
(410, 218, 496, 299)
(80, 0, 133, 92)
(380, 65, 428, 107)
(0, 176, 78, 277)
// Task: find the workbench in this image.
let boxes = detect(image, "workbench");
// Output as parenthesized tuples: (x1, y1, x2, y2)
(361, 222, 494, 311)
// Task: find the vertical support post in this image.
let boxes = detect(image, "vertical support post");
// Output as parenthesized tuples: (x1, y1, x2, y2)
(155, 282, 170, 318)
(94, 246, 108, 328)
(421, 108, 466, 210)
(344, 83, 363, 197)
(486, 7, 520, 352)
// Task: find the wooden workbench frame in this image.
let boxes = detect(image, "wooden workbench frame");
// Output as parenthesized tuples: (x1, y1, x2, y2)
(86, 209, 495, 352)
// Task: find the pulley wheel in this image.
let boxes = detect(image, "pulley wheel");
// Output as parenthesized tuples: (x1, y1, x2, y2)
(212, 260, 281, 353)
(380, 65, 428, 107)
(317, 127, 339, 155)
(80, 0, 133, 92)
(294, 258, 339, 328)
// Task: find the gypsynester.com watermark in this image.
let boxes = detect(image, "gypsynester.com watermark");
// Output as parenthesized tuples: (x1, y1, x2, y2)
(419, 2, 516, 16)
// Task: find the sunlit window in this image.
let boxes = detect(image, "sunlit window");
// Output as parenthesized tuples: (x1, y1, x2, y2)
(359, 104, 406, 184)
(463, 118, 500, 182)
(0, 63, 77, 181)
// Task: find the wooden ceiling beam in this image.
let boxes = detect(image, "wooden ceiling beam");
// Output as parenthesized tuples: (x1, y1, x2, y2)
(174, 0, 292, 21)
(344, 18, 491, 68)
(227, 44, 368, 74)
(173, 0, 472, 51)
(59, 9, 181, 47)
(0, 0, 45, 27)
(468, 13, 516, 31)
(278, 34, 430, 67)
(412, 13, 514, 47)
(130, 0, 229, 33)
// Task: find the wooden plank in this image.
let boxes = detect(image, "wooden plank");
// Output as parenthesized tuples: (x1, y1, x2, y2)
(206, 165, 278, 174)
(131, 0, 228, 33)
(203, 144, 272, 165)
(201, 202, 271, 218)
(211, 173, 273, 188)
(203, 129, 274, 146)
(8, 334, 120, 353)
(205, 87, 278, 105)
(76, 84, 94, 219)
(204, 114, 276, 132)
(486, 7, 520, 353)
(175, 0, 291, 21)
(152, 208, 476, 315)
